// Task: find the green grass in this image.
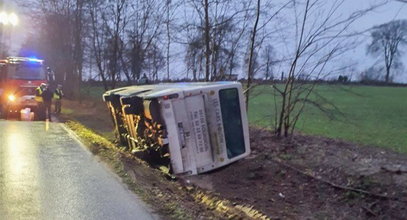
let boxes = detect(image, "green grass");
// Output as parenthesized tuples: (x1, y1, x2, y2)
(80, 85, 107, 100)
(78, 83, 407, 153)
(248, 84, 407, 153)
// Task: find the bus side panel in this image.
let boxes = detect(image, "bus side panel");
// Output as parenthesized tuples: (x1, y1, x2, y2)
(203, 93, 226, 169)
(171, 98, 198, 175)
(161, 100, 185, 174)
(238, 85, 251, 157)
(185, 95, 213, 170)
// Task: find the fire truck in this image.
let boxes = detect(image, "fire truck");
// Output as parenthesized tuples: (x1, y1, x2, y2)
(0, 57, 51, 119)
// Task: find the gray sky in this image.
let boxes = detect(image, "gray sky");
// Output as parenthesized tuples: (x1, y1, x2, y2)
(5, 0, 407, 82)
(344, 0, 407, 82)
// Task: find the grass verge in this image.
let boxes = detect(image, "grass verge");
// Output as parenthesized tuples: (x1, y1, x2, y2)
(65, 120, 192, 219)
(65, 120, 270, 220)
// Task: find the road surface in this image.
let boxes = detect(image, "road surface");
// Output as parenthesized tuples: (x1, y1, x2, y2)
(0, 120, 158, 220)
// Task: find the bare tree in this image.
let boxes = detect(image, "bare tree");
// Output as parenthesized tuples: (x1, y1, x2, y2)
(102, 0, 128, 88)
(123, 1, 166, 82)
(183, 0, 253, 81)
(88, 0, 110, 90)
(360, 65, 386, 82)
(185, 36, 204, 81)
(17, 0, 87, 97)
(271, 0, 386, 137)
(261, 44, 277, 80)
(203, 0, 211, 81)
(166, 0, 171, 80)
(86, 0, 166, 87)
(144, 43, 165, 81)
(210, 19, 237, 80)
(245, 0, 261, 110)
(367, 20, 407, 83)
(72, 0, 85, 100)
(164, 0, 181, 80)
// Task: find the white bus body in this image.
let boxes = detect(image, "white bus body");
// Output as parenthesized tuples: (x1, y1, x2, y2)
(103, 82, 250, 175)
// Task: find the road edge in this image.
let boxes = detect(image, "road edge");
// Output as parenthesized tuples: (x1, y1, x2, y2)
(64, 120, 271, 220)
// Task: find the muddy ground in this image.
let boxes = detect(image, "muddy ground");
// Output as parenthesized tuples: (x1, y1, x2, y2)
(64, 99, 407, 219)
(186, 128, 407, 219)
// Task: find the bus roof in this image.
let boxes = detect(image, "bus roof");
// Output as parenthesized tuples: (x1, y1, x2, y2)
(103, 81, 241, 101)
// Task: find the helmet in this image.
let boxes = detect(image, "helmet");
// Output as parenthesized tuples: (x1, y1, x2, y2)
(40, 83, 47, 88)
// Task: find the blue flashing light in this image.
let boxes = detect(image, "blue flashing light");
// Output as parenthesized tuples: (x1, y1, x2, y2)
(27, 57, 43, 63)
(7, 56, 44, 64)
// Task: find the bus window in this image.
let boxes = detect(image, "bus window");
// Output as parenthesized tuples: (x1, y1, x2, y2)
(219, 88, 246, 159)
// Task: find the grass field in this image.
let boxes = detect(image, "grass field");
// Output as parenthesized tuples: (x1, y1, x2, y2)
(248, 84, 407, 153)
(79, 84, 407, 153)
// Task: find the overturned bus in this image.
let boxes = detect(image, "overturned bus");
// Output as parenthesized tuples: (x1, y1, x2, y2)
(103, 82, 250, 175)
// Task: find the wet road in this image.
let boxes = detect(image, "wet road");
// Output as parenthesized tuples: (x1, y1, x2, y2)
(0, 121, 158, 220)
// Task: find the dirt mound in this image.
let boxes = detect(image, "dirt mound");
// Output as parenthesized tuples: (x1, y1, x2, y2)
(185, 128, 407, 219)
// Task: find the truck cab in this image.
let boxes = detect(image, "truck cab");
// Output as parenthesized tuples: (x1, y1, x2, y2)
(0, 57, 49, 119)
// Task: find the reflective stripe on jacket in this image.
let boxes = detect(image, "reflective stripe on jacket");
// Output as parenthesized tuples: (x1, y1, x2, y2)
(35, 87, 43, 102)
(53, 88, 63, 100)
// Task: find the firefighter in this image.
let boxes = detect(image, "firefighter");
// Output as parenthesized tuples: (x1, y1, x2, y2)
(35, 83, 47, 120)
(35, 83, 46, 102)
(41, 84, 53, 121)
(53, 84, 64, 114)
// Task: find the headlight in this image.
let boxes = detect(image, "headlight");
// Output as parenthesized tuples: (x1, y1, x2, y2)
(8, 94, 16, 102)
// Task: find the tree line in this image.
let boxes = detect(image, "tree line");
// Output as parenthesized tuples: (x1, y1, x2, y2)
(15, 0, 406, 137)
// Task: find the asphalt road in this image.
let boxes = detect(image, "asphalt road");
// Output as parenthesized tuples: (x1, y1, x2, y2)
(0, 120, 158, 220)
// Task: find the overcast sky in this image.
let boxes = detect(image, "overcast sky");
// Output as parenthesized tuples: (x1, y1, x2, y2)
(4, 0, 407, 82)
(344, 0, 407, 82)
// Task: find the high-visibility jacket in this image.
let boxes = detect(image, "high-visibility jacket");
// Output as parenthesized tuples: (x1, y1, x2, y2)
(53, 88, 64, 100)
(35, 86, 44, 102)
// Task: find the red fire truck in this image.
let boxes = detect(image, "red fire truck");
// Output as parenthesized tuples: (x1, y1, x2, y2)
(0, 57, 52, 119)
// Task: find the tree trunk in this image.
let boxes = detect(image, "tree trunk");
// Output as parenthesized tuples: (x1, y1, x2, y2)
(204, 0, 211, 81)
(385, 67, 390, 82)
(245, 0, 261, 110)
(166, 0, 171, 80)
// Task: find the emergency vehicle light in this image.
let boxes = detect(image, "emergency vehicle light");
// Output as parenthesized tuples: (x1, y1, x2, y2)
(27, 58, 43, 63)
(7, 57, 44, 64)
(7, 94, 16, 102)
